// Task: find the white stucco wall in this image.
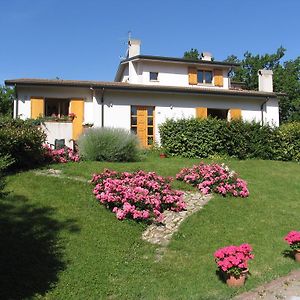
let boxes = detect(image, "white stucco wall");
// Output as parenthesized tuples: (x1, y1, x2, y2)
(15, 86, 279, 146)
(102, 90, 277, 143)
(122, 61, 230, 89)
(42, 121, 73, 147)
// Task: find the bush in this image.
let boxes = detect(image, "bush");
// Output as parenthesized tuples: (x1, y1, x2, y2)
(176, 162, 249, 197)
(159, 118, 227, 158)
(91, 169, 185, 222)
(159, 118, 300, 161)
(0, 155, 14, 197)
(272, 122, 300, 161)
(0, 117, 46, 169)
(77, 127, 140, 162)
(43, 145, 80, 163)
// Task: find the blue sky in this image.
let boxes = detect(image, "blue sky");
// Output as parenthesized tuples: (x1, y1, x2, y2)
(1, 0, 299, 85)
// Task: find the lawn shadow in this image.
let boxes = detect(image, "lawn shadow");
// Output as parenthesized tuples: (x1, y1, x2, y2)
(0, 194, 80, 299)
(215, 269, 226, 284)
(282, 249, 295, 260)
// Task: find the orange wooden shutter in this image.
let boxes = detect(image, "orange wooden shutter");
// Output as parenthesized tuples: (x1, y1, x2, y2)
(136, 107, 148, 147)
(196, 107, 207, 118)
(230, 109, 242, 120)
(70, 99, 84, 140)
(188, 67, 198, 85)
(31, 98, 44, 119)
(214, 69, 223, 87)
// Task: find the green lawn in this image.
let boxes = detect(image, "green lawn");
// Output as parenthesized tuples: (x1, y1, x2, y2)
(1, 154, 300, 299)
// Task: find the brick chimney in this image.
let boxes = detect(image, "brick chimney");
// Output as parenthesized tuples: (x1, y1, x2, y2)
(258, 69, 273, 92)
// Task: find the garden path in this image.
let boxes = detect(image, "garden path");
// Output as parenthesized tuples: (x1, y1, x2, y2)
(235, 269, 300, 300)
(142, 192, 212, 260)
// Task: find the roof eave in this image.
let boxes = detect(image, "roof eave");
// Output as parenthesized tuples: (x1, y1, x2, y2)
(5, 79, 278, 98)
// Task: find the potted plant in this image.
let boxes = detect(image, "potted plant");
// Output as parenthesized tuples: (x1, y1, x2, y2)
(214, 244, 254, 287)
(284, 231, 300, 262)
(159, 152, 167, 158)
(68, 112, 76, 121)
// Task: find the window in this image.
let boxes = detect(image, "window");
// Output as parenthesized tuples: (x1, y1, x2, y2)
(197, 70, 212, 84)
(150, 72, 158, 81)
(45, 99, 70, 117)
(207, 108, 228, 120)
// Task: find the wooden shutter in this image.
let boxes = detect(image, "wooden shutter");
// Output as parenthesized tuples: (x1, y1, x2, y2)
(31, 98, 44, 119)
(188, 67, 198, 85)
(136, 107, 148, 148)
(230, 109, 242, 120)
(214, 69, 223, 87)
(70, 99, 84, 140)
(196, 107, 207, 118)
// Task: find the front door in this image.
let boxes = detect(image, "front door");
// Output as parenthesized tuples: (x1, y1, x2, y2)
(131, 106, 154, 148)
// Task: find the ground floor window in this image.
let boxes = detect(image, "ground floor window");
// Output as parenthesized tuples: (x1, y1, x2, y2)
(131, 106, 155, 147)
(207, 108, 228, 120)
(45, 98, 70, 117)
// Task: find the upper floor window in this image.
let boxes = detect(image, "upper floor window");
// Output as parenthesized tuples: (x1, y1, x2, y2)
(197, 70, 213, 84)
(150, 72, 159, 81)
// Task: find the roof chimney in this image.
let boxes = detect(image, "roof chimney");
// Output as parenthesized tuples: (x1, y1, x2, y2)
(127, 39, 141, 58)
(201, 52, 212, 61)
(258, 69, 273, 92)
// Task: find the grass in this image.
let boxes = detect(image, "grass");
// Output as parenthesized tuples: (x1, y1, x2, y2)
(1, 153, 300, 299)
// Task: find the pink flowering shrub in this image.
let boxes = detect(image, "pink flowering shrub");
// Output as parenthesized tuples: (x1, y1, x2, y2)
(43, 144, 80, 163)
(284, 231, 300, 250)
(176, 162, 249, 197)
(214, 244, 254, 277)
(91, 169, 186, 222)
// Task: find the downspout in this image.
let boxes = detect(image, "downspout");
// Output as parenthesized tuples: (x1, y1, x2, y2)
(261, 97, 269, 126)
(15, 84, 19, 118)
(101, 88, 105, 127)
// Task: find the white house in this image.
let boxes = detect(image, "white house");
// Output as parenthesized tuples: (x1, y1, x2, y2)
(5, 39, 280, 148)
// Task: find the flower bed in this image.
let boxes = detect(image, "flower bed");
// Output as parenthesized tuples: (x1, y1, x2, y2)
(284, 231, 300, 250)
(214, 244, 254, 277)
(176, 163, 249, 197)
(43, 144, 80, 163)
(91, 169, 185, 222)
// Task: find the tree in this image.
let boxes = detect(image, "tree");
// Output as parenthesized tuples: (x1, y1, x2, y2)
(183, 48, 200, 60)
(224, 48, 300, 123)
(0, 86, 15, 116)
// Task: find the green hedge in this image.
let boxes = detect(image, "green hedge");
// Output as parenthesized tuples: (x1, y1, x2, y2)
(159, 118, 300, 161)
(0, 117, 46, 169)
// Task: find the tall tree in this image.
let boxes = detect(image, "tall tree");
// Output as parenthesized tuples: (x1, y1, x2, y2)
(224, 48, 300, 122)
(0, 86, 15, 116)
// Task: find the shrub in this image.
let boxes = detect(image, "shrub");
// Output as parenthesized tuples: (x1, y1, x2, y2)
(272, 122, 300, 161)
(43, 145, 80, 163)
(159, 118, 227, 158)
(0, 155, 14, 197)
(159, 117, 300, 161)
(214, 244, 254, 277)
(0, 117, 46, 169)
(77, 127, 140, 162)
(91, 169, 185, 222)
(223, 120, 274, 160)
(176, 163, 249, 197)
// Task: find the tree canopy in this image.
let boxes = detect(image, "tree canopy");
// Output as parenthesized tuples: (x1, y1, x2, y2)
(0, 86, 14, 117)
(183, 48, 200, 60)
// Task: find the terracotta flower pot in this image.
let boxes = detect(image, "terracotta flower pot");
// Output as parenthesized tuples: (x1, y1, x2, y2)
(294, 250, 300, 262)
(159, 153, 167, 159)
(225, 269, 248, 287)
